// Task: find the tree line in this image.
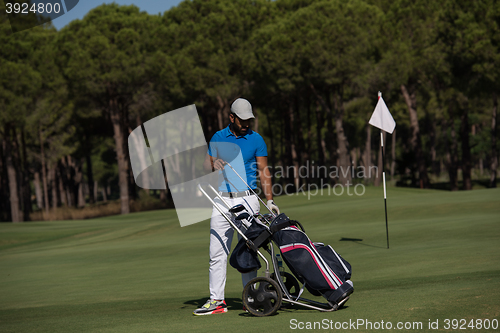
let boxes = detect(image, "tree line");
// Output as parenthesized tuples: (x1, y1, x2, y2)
(1, 0, 499, 222)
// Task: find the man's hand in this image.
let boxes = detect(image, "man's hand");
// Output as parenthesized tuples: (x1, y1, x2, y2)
(213, 158, 226, 170)
(267, 200, 280, 215)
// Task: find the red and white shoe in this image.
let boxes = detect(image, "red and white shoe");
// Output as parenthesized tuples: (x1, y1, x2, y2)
(193, 299, 228, 316)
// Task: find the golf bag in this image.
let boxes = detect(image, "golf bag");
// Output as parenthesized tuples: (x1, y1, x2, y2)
(271, 214, 353, 305)
(230, 221, 269, 273)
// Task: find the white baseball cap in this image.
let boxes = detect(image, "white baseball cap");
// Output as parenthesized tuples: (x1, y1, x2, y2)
(231, 98, 255, 120)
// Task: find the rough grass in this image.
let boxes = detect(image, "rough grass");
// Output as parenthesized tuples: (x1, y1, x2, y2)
(1, 186, 499, 333)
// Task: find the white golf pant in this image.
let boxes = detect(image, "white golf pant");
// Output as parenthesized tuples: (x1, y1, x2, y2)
(209, 194, 260, 301)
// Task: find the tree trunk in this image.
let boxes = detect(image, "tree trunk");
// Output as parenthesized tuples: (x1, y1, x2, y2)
(102, 185, 108, 202)
(444, 116, 459, 191)
(10, 127, 24, 221)
(315, 101, 326, 175)
(391, 129, 396, 178)
(310, 84, 337, 183)
(324, 95, 336, 175)
(73, 158, 85, 208)
(0, 135, 9, 221)
(294, 95, 306, 184)
(280, 111, 286, 186)
(285, 99, 300, 189)
(122, 108, 136, 202)
(66, 156, 79, 207)
(429, 121, 439, 176)
(333, 94, 351, 185)
(460, 107, 472, 190)
(266, 111, 276, 173)
(401, 84, 429, 188)
(109, 101, 130, 214)
(61, 156, 74, 207)
(50, 164, 58, 209)
(3, 124, 22, 222)
(350, 148, 358, 179)
(58, 165, 67, 206)
(94, 180, 99, 202)
(34, 171, 43, 210)
(20, 128, 31, 220)
(294, 95, 306, 163)
(86, 152, 95, 204)
(254, 110, 259, 133)
(363, 124, 372, 179)
(490, 93, 498, 188)
(40, 127, 49, 214)
(216, 95, 225, 131)
(304, 98, 312, 178)
(217, 105, 224, 131)
(159, 189, 167, 205)
(78, 182, 86, 208)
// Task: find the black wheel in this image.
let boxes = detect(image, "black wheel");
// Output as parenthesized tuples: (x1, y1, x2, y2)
(271, 272, 300, 298)
(242, 277, 282, 317)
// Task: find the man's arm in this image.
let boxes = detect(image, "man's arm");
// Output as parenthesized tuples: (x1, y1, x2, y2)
(203, 153, 214, 172)
(204, 153, 226, 171)
(256, 156, 273, 201)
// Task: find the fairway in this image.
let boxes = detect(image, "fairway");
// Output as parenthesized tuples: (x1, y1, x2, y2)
(1, 186, 499, 332)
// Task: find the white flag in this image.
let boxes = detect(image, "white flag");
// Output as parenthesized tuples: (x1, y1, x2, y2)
(369, 96, 396, 134)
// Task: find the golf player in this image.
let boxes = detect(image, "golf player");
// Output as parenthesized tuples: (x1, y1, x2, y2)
(193, 98, 279, 315)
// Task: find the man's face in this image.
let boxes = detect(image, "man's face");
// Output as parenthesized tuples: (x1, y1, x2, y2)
(230, 114, 251, 136)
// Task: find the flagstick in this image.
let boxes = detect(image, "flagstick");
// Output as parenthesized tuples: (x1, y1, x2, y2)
(380, 130, 389, 249)
(370, 91, 394, 249)
(377, 91, 389, 249)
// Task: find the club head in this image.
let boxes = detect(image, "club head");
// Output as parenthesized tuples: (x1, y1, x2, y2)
(235, 212, 250, 221)
(229, 204, 246, 214)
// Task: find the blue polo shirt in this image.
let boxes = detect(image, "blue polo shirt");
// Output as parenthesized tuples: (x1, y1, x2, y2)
(207, 125, 267, 192)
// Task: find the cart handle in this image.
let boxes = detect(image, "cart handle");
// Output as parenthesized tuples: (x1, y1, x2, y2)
(197, 183, 271, 273)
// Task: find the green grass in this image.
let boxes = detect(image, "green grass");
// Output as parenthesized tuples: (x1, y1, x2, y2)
(1, 186, 499, 332)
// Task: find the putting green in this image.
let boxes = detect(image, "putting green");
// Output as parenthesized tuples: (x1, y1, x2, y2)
(1, 186, 499, 332)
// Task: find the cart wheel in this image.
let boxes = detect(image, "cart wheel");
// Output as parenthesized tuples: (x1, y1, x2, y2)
(242, 277, 282, 317)
(271, 272, 300, 298)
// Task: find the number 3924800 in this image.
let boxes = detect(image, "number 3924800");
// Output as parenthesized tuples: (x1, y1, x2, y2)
(6, 2, 61, 14)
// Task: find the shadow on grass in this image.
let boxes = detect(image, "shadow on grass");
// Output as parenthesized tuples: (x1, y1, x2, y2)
(339, 237, 386, 249)
(184, 296, 344, 317)
(235, 301, 349, 317)
(397, 177, 499, 191)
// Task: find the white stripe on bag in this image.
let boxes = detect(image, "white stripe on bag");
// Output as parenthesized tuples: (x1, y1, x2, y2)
(329, 245, 350, 274)
(279, 229, 342, 289)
